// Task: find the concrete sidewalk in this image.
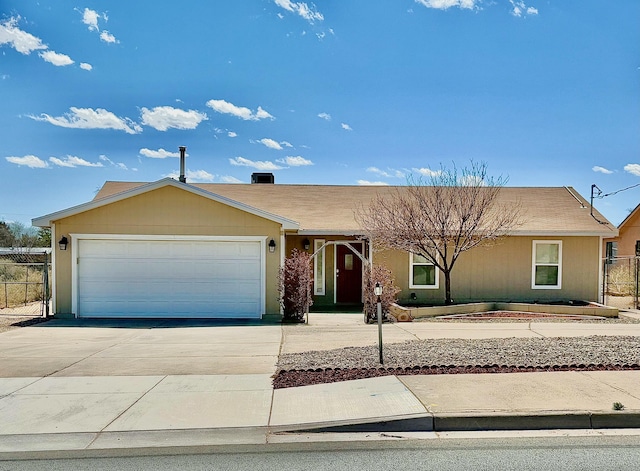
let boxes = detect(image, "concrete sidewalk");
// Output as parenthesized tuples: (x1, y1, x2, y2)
(1, 371, 640, 455)
(1, 313, 639, 456)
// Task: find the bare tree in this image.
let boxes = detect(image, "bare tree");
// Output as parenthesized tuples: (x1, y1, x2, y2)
(357, 162, 522, 305)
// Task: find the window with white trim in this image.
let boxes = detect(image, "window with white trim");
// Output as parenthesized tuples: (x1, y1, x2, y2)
(532, 240, 562, 289)
(409, 252, 438, 289)
(313, 239, 325, 295)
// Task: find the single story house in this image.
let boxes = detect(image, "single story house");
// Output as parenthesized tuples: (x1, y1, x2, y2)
(33, 175, 617, 319)
(604, 202, 640, 259)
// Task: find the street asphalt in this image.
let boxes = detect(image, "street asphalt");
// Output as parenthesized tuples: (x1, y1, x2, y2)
(0, 312, 639, 457)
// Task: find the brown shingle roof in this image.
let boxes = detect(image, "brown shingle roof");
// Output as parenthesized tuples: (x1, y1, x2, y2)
(93, 181, 616, 235)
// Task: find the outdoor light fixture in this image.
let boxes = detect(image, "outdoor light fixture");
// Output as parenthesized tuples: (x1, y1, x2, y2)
(58, 236, 68, 251)
(268, 239, 276, 253)
(374, 282, 383, 297)
(303, 238, 310, 250)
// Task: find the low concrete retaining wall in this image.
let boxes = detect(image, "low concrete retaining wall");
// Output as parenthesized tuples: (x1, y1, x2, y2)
(389, 302, 619, 322)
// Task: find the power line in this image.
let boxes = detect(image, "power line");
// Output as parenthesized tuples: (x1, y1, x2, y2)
(590, 181, 640, 225)
(599, 182, 640, 198)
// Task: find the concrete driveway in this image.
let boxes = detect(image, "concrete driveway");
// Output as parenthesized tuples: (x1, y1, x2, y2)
(0, 319, 283, 377)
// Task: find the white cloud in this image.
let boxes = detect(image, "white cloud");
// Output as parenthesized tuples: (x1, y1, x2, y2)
(81, 8, 102, 31)
(0, 17, 47, 55)
(0, 16, 80, 68)
(274, 0, 324, 23)
(277, 156, 313, 166)
(99, 155, 128, 170)
(49, 155, 103, 168)
(139, 148, 180, 159)
(258, 138, 283, 150)
(140, 106, 208, 131)
(341, 123, 353, 131)
(80, 62, 93, 71)
(624, 164, 640, 177)
(5, 155, 48, 168)
(357, 180, 389, 186)
(166, 169, 215, 182)
(80, 8, 119, 43)
(317, 112, 331, 121)
(413, 167, 442, 177)
(592, 166, 613, 175)
(100, 31, 118, 43)
(459, 175, 486, 187)
(31, 107, 142, 134)
(367, 167, 390, 177)
(367, 167, 405, 178)
(229, 157, 284, 171)
(509, 1, 538, 17)
(228, 131, 237, 138)
(255, 106, 275, 120)
(220, 175, 243, 183)
(206, 99, 274, 121)
(415, 0, 477, 10)
(185, 170, 214, 182)
(39, 50, 74, 66)
(280, 140, 293, 148)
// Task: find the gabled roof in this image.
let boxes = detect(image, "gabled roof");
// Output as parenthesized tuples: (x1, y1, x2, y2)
(616, 201, 640, 230)
(86, 180, 618, 237)
(32, 178, 299, 230)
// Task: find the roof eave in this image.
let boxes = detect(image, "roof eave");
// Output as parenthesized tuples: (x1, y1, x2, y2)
(32, 178, 300, 230)
(512, 229, 619, 237)
(295, 229, 365, 236)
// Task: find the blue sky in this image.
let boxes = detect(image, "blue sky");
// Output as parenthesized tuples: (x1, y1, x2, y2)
(1, 0, 638, 227)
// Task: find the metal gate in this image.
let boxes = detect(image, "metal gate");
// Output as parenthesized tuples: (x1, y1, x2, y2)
(602, 256, 639, 310)
(0, 248, 51, 316)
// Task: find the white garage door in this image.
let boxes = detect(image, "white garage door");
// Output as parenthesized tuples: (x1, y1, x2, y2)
(76, 238, 263, 318)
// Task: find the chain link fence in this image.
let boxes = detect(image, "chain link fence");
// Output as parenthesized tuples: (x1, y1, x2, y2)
(603, 256, 638, 310)
(0, 249, 51, 316)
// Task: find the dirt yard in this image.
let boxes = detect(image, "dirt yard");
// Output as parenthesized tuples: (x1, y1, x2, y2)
(0, 315, 49, 334)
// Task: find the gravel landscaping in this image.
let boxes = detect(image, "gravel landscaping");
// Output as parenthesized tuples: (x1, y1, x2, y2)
(275, 335, 640, 388)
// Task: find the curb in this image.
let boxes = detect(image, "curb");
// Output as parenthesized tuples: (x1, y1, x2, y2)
(280, 411, 640, 434)
(2, 413, 640, 459)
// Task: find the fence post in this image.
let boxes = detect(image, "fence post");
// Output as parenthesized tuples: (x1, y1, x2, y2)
(43, 254, 50, 317)
(633, 257, 640, 309)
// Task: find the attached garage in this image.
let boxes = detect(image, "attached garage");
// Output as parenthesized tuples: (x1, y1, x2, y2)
(73, 236, 265, 319)
(32, 179, 298, 319)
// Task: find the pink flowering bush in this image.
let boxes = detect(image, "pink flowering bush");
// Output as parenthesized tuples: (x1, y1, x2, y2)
(278, 249, 313, 322)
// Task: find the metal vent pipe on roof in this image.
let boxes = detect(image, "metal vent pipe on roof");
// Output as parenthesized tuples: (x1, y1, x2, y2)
(179, 146, 186, 183)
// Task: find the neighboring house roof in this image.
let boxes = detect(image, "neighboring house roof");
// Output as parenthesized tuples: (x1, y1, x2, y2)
(83, 180, 617, 237)
(32, 178, 299, 230)
(615, 202, 640, 231)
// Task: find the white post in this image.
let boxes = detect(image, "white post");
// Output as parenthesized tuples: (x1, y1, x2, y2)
(375, 282, 383, 364)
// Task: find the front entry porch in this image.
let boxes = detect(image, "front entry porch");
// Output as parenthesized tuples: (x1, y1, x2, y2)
(284, 235, 369, 311)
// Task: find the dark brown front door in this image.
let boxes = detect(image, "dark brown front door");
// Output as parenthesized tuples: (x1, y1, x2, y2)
(336, 244, 363, 303)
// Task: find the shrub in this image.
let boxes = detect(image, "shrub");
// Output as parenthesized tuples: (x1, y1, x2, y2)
(278, 249, 313, 322)
(363, 264, 401, 323)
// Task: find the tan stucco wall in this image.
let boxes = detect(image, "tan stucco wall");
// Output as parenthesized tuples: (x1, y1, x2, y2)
(605, 210, 640, 257)
(374, 236, 602, 305)
(52, 186, 283, 316)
